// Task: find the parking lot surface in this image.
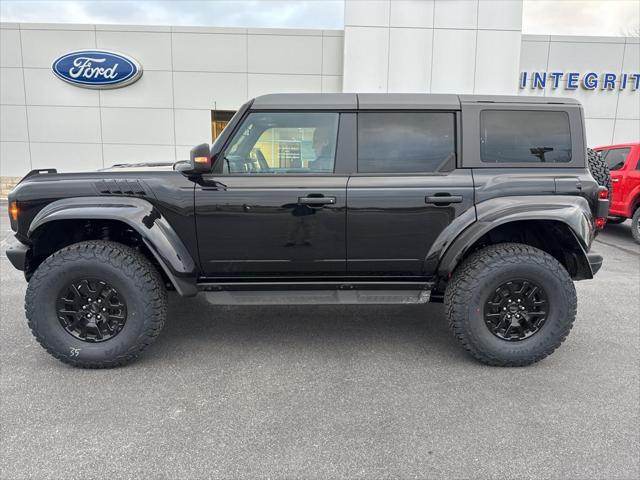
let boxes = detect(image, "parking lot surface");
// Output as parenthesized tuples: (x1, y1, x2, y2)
(1, 207, 638, 479)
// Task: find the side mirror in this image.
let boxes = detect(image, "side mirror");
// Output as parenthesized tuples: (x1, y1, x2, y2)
(176, 143, 212, 174)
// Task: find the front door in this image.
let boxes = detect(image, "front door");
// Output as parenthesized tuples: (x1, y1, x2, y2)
(195, 111, 347, 277)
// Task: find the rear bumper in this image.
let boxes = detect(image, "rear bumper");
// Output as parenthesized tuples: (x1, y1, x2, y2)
(596, 197, 610, 219)
(5, 237, 29, 271)
(587, 251, 603, 276)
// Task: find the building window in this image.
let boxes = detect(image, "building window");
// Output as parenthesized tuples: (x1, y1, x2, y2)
(480, 110, 572, 163)
(211, 110, 236, 140)
(357, 112, 456, 173)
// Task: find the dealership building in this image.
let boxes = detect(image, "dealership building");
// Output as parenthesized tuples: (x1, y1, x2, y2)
(0, 0, 638, 187)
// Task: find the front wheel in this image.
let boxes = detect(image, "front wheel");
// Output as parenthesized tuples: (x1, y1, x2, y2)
(444, 243, 577, 366)
(25, 240, 167, 368)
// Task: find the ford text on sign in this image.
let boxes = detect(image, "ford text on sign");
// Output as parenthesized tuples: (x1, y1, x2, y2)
(52, 50, 143, 89)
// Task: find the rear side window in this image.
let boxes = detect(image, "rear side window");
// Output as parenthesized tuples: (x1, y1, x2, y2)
(358, 112, 456, 173)
(480, 110, 572, 163)
(601, 148, 630, 171)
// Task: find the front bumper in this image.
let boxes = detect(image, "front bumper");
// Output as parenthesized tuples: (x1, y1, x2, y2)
(587, 251, 603, 276)
(5, 237, 29, 271)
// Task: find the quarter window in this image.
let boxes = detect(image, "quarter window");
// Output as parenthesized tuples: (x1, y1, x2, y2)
(480, 110, 572, 163)
(357, 113, 456, 173)
(220, 112, 339, 174)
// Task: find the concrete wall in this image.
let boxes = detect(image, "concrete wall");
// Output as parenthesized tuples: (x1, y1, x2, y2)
(0, 22, 343, 177)
(519, 34, 639, 147)
(342, 0, 523, 94)
(1, 15, 638, 181)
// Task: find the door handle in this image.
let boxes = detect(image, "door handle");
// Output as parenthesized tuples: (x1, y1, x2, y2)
(298, 196, 336, 205)
(425, 195, 463, 205)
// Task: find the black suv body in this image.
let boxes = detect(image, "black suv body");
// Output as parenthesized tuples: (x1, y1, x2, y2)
(6, 94, 609, 368)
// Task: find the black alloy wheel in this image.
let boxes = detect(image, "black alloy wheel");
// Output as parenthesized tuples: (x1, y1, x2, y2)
(445, 243, 576, 366)
(56, 278, 127, 343)
(26, 241, 167, 368)
(484, 279, 548, 341)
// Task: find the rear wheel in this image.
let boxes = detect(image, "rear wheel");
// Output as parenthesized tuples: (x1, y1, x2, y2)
(444, 243, 577, 366)
(25, 240, 167, 368)
(632, 208, 640, 244)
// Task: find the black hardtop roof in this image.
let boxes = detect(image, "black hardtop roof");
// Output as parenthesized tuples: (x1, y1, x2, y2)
(250, 93, 580, 110)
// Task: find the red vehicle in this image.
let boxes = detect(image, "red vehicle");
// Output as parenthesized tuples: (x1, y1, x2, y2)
(594, 142, 640, 243)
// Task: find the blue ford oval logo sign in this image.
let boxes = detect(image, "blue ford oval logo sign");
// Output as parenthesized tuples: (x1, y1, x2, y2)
(52, 50, 143, 89)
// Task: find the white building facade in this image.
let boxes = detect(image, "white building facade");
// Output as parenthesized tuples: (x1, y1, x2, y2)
(1, 0, 638, 183)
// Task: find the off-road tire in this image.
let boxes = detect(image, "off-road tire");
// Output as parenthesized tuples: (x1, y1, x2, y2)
(632, 207, 640, 244)
(587, 148, 612, 192)
(25, 240, 167, 368)
(444, 243, 577, 367)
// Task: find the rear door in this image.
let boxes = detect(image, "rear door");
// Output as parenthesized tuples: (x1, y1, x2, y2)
(619, 146, 640, 216)
(346, 110, 474, 277)
(601, 147, 632, 213)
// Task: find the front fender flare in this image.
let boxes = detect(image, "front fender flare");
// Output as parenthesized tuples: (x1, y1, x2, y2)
(426, 195, 596, 280)
(29, 197, 198, 296)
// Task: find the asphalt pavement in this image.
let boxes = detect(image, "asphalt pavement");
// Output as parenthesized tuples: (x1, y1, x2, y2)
(1, 207, 638, 479)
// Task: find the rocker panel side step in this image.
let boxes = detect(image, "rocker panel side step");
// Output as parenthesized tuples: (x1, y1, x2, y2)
(198, 281, 433, 305)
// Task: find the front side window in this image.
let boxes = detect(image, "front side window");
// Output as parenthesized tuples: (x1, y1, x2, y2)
(358, 112, 456, 173)
(480, 110, 572, 163)
(220, 112, 339, 174)
(601, 148, 630, 171)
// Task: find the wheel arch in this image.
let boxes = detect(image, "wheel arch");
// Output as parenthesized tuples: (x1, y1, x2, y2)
(626, 188, 640, 217)
(428, 196, 596, 284)
(27, 197, 198, 296)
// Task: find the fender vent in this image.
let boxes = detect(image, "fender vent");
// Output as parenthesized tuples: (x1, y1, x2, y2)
(95, 179, 147, 196)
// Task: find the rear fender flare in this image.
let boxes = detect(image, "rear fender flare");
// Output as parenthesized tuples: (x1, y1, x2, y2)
(426, 195, 595, 279)
(624, 186, 640, 217)
(29, 196, 198, 296)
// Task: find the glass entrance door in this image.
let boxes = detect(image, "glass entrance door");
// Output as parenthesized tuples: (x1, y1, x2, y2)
(211, 110, 236, 140)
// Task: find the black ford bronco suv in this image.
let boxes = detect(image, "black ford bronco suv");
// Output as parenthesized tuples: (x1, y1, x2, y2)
(6, 94, 609, 368)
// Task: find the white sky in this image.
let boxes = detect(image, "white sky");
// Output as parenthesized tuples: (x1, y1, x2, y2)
(523, 0, 639, 36)
(0, 0, 638, 36)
